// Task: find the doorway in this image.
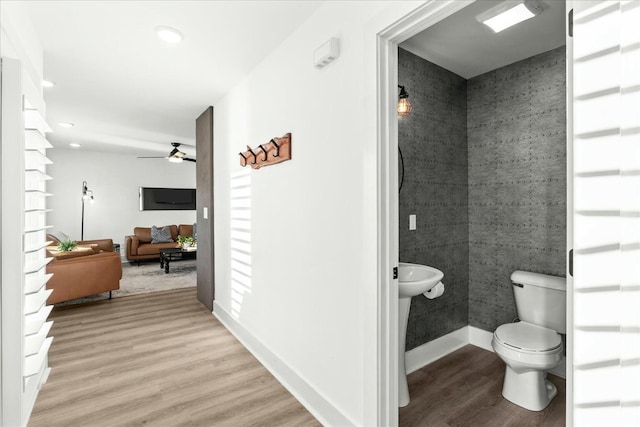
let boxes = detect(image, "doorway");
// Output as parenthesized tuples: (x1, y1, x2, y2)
(376, 1, 572, 425)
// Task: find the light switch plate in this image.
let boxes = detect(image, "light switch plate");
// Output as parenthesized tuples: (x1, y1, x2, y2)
(203, 207, 208, 219)
(409, 214, 416, 230)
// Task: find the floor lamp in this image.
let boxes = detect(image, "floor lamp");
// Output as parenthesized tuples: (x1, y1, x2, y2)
(81, 181, 94, 240)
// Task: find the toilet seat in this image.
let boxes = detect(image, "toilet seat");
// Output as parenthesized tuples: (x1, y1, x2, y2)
(494, 322, 562, 353)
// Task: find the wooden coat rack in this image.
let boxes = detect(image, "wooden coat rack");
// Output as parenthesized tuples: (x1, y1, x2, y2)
(239, 133, 291, 169)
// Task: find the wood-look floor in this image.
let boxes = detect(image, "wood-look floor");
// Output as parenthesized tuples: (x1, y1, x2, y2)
(31, 288, 565, 427)
(29, 288, 320, 427)
(400, 345, 566, 427)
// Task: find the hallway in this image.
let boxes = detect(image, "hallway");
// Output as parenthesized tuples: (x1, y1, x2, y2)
(29, 289, 319, 426)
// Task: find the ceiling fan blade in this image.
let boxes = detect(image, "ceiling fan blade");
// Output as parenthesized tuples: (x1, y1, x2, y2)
(168, 147, 180, 157)
(183, 158, 196, 162)
(137, 156, 168, 159)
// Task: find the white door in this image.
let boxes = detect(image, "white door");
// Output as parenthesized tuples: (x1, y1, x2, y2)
(571, 1, 640, 425)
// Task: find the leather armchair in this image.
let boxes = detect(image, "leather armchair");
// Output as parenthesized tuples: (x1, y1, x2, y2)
(45, 236, 122, 304)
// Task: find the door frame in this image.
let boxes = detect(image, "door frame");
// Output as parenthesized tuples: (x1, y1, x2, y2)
(376, 1, 574, 424)
(375, 1, 474, 424)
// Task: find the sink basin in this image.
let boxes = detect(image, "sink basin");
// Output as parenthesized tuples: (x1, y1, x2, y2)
(398, 262, 444, 298)
(397, 262, 444, 407)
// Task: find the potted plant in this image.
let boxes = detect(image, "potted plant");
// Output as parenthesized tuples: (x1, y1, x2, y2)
(57, 239, 78, 252)
(176, 235, 196, 249)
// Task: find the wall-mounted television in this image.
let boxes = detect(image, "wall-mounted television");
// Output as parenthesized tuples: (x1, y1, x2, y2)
(139, 187, 196, 211)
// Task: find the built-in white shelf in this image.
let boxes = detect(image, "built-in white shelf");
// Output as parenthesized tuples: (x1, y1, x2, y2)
(24, 288, 53, 316)
(24, 150, 52, 168)
(24, 224, 53, 234)
(25, 170, 52, 180)
(24, 321, 53, 356)
(24, 337, 53, 377)
(2, 55, 54, 427)
(24, 272, 53, 294)
(24, 190, 52, 195)
(25, 240, 52, 254)
(24, 109, 52, 135)
(25, 305, 53, 336)
(25, 208, 52, 214)
(24, 257, 52, 276)
(25, 129, 53, 150)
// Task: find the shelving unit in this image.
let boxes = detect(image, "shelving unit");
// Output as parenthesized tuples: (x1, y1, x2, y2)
(1, 56, 55, 426)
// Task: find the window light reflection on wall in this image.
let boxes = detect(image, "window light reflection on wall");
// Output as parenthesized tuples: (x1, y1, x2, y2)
(230, 169, 252, 319)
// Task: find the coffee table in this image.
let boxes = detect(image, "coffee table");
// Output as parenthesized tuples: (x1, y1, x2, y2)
(159, 247, 197, 273)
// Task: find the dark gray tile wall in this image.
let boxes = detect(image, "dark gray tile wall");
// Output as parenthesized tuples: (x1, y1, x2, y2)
(467, 46, 567, 332)
(399, 49, 469, 350)
(399, 46, 566, 351)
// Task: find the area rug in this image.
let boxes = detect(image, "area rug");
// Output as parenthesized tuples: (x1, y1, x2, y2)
(55, 259, 196, 306)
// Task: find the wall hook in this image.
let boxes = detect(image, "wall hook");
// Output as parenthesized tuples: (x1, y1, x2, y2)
(247, 146, 257, 164)
(239, 133, 291, 169)
(270, 138, 280, 158)
(238, 152, 248, 167)
(259, 144, 268, 161)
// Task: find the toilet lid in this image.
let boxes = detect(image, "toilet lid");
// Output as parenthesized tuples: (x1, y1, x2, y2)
(494, 322, 562, 352)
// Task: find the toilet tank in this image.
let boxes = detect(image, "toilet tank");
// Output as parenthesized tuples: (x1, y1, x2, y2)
(511, 270, 566, 334)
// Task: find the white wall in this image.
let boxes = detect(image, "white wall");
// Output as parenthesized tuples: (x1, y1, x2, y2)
(47, 148, 196, 249)
(0, 1, 44, 112)
(214, 2, 422, 425)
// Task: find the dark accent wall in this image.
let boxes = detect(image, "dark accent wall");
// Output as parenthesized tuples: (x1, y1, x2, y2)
(399, 46, 566, 351)
(398, 48, 469, 350)
(467, 46, 567, 331)
(196, 106, 214, 311)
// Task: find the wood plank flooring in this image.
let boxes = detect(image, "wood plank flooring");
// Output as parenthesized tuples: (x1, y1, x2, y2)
(400, 345, 566, 427)
(31, 288, 565, 426)
(29, 288, 320, 427)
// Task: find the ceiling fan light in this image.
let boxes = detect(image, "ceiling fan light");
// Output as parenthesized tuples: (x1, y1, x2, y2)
(168, 156, 183, 163)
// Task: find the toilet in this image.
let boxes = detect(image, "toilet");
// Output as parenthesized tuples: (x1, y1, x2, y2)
(492, 270, 566, 411)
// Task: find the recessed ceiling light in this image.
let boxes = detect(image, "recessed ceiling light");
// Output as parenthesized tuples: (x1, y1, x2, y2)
(59, 122, 75, 128)
(42, 80, 55, 88)
(476, 0, 543, 33)
(156, 26, 183, 43)
(69, 143, 81, 148)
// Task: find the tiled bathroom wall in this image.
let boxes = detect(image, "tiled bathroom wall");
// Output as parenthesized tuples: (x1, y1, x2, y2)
(398, 48, 469, 350)
(399, 46, 566, 351)
(467, 46, 566, 331)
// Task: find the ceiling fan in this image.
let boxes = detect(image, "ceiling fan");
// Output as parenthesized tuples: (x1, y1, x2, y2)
(137, 142, 195, 163)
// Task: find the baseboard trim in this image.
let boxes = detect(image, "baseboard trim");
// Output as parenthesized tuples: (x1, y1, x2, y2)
(405, 326, 469, 374)
(212, 302, 355, 427)
(469, 325, 494, 352)
(406, 325, 566, 379)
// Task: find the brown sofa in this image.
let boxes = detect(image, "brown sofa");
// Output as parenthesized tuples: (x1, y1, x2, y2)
(125, 224, 194, 262)
(45, 237, 122, 304)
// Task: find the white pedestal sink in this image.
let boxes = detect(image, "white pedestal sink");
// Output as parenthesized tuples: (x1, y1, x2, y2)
(398, 262, 444, 407)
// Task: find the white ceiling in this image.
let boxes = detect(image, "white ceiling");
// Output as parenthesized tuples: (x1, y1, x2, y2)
(22, 1, 565, 158)
(22, 1, 323, 156)
(400, 0, 566, 79)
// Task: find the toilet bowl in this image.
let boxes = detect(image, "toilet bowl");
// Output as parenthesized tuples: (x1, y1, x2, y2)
(493, 271, 566, 411)
(492, 321, 563, 411)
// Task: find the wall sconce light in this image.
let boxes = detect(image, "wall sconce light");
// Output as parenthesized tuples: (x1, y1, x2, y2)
(81, 181, 95, 240)
(398, 85, 412, 117)
(476, 0, 543, 33)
